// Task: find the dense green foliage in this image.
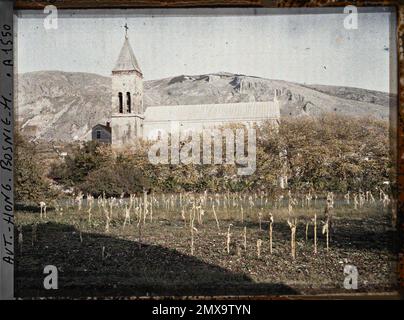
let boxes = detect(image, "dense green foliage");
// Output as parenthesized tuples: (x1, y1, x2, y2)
(46, 114, 391, 197)
(277, 115, 391, 192)
(15, 134, 56, 203)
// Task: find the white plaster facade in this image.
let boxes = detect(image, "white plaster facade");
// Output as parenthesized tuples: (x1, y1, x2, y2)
(142, 101, 280, 140)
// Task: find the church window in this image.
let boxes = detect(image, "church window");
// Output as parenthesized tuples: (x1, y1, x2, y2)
(118, 92, 123, 113)
(126, 92, 131, 113)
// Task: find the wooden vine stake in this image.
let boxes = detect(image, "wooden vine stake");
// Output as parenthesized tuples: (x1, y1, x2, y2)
(87, 205, 92, 225)
(243, 226, 247, 251)
(226, 223, 233, 254)
(314, 213, 317, 254)
(322, 217, 330, 252)
(137, 207, 142, 249)
(190, 208, 197, 255)
(268, 213, 273, 255)
(257, 239, 262, 258)
(258, 210, 263, 231)
(305, 221, 309, 242)
(181, 209, 187, 227)
(123, 203, 131, 229)
(287, 218, 297, 260)
(212, 204, 220, 231)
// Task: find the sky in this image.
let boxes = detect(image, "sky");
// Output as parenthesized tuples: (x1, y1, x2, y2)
(15, 7, 396, 92)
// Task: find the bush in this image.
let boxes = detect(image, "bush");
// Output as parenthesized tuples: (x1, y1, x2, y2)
(15, 134, 56, 203)
(49, 141, 108, 187)
(276, 114, 391, 193)
(79, 161, 150, 197)
(47, 114, 391, 195)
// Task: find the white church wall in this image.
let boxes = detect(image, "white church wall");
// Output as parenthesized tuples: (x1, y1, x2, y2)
(143, 118, 278, 140)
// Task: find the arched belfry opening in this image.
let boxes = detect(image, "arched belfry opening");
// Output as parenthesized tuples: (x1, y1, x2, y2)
(118, 92, 123, 113)
(112, 27, 143, 115)
(126, 92, 131, 113)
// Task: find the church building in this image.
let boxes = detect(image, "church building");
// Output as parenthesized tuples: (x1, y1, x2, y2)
(92, 32, 281, 147)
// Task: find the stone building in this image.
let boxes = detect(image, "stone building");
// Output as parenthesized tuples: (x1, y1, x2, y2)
(93, 33, 281, 147)
(92, 122, 111, 144)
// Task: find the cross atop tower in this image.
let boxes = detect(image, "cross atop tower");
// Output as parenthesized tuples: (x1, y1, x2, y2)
(124, 23, 129, 38)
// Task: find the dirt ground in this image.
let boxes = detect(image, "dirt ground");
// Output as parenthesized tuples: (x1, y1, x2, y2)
(14, 199, 398, 298)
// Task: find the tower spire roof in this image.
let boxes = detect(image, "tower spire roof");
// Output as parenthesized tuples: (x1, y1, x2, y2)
(112, 34, 142, 74)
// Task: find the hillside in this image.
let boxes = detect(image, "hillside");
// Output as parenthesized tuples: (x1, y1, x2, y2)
(16, 71, 392, 142)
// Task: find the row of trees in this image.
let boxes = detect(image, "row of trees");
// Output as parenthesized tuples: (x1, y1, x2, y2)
(47, 114, 392, 198)
(15, 113, 392, 202)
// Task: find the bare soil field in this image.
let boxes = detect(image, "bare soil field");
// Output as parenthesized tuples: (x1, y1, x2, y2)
(14, 196, 398, 298)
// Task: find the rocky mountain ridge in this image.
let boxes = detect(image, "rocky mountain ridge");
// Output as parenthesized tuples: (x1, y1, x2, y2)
(16, 71, 392, 142)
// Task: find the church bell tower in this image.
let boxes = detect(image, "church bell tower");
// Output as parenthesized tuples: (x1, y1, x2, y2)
(111, 24, 144, 147)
